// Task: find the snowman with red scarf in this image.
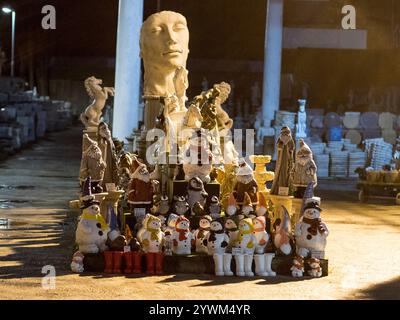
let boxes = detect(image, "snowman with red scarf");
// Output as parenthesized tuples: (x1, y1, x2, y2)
(172, 216, 194, 255)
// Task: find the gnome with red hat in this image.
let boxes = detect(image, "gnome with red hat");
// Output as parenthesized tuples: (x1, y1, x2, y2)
(253, 216, 276, 277)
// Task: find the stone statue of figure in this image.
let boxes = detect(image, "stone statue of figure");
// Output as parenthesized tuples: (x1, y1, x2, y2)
(270, 127, 295, 196)
(98, 122, 119, 190)
(140, 11, 190, 99)
(296, 99, 307, 139)
(251, 81, 261, 107)
(214, 82, 233, 131)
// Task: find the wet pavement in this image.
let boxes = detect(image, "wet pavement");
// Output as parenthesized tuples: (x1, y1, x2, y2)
(0, 126, 399, 300)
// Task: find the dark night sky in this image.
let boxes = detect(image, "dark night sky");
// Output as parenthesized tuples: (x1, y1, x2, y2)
(0, 0, 267, 61)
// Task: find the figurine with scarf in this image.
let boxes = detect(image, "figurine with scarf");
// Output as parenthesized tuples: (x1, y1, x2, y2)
(171, 216, 194, 255)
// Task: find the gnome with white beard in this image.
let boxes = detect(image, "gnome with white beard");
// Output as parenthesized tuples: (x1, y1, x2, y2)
(233, 158, 258, 207)
(253, 216, 276, 277)
(291, 139, 317, 198)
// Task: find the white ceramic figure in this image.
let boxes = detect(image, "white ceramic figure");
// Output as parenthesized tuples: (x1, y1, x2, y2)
(182, 130, 213, 184)
(252, 216, 276, 277)
(273, 206, 293, 256)
(80, 76, 115, 129)
(203, 219, 232, 276)
(291, 255, 305, 278)
(70, 251, 85, 273)
(139, 214, 165, 254)
(234, 218, 257, 277)
(172, 216, 194, 255)
(294, 201, 329, 259)
(208, 196, 221, 220)
(76, 178, 109, 254)
(295, 99, 307, 139)
(193, 215, 212, 254)
(225, 193, 239, 217)
(308, 257, 322, 278)
(187, 177, 208, 210)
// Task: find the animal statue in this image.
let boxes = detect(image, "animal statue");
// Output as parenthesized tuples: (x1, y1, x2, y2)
(80, 76, 115, 129)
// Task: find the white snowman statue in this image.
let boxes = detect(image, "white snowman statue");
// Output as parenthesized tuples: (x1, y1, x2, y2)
(253, 216, 276, 277)
(233, 218, 257, 277)
(293, 201, 329, 278)
(193, 215, 212, 254)
(202, 219, 231, 276)
(172, 216, 194, 255)
(75, 177, 109, 254)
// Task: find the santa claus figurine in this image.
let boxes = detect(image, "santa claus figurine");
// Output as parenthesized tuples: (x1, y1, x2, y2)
(79, 134, 106, 194)
(233, 158, 258, 207)
(127, 157, 154, 214)
(291, 139, 317, 198)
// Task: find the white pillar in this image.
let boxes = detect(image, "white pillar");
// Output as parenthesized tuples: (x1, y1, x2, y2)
(113, 0, 143, 141)
(261, 0, 284, 130)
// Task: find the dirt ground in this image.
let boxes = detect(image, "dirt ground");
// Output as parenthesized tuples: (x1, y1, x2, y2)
(0, 127, 399, 300)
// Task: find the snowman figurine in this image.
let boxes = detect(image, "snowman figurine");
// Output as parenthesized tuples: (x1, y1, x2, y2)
(233, 218, 257, 277)
(139, 214, 165, 275)
(295, 201, 329, 260)
(172, 216, 194, 255)
(291, 255, 305, 278)
(253, 216, 276, 277)
(224, 215, 240, 248)
(76, 177, 109, 254)
(193, 215, 212, 254)
(203, 219, 231, 276)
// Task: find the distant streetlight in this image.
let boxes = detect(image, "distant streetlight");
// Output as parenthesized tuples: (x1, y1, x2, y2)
(2, 6, 16, 77)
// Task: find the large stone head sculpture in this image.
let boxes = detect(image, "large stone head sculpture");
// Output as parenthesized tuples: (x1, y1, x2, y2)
(140, 11, 190, 97)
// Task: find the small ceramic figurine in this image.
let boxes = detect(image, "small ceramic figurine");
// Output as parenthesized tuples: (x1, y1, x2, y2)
(187, 177, 208, 211)
(203, 219, 231, 276)
(294, 201, 329, 260)
(308, 257, 322, 278)
(172, 216, 194, 255)
(234, 218, 257, 277)
(80, 76, 115, 129)
(224, 215, 240, 248)
(270, 126, 295, 196)
(174, 196, 190, 216)
(208, 196, 221, 220)
(291, 255, 305, 278)
(256, 192, 268, 217)
(153, 195, 170, 216)
(296, 99, 307, 139)
(253, 216, 276, 277)
(76, 177, 109, 254)
(164, 213, 179, 236)
(80, 134, 106, 194)
(192, 201, 206, 217)
(139, 214, 165, 275)
(106, 205, 127, 251)
(225, 193, 239, 217)
(182, 129, 213, 184)
(127, 157, 154, 212)
(273, 206, 293, 256)
(193, 215, 212, 254)
(240, 193, 256, 218)
(124, 236, 143, 274)
(234, 158, 258, 206)
(70, 251, 85, 273)
(291, 139, 317, 198)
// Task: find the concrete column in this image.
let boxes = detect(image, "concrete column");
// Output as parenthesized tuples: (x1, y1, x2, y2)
(261, 0, 284, 130)
(113, 0, 143, 141)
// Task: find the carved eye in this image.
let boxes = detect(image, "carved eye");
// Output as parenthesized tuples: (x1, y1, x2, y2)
(174, 23, 187, 31)
(151, 26, 163, 34)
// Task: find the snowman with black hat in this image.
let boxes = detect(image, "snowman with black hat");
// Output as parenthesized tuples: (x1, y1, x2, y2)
(76, 177, 109, 254)
(294, 200, 329, 262)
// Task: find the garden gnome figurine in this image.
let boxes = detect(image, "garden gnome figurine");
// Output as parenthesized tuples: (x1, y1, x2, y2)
(270, 127, 295, 195)
(98, 122, 119, 189)
(291, 139, 317, 198)
(225, 193, 239, 217)
(233, 158, 258, 206)
(273, 206, 293, 256)
(80, 134, 106, 194)
(106, 205, 127, 251)
(253, 216, 276, 277)
(76, 177, 109, 254)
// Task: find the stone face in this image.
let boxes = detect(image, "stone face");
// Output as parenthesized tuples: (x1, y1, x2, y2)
(140, 11, 190, 98)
